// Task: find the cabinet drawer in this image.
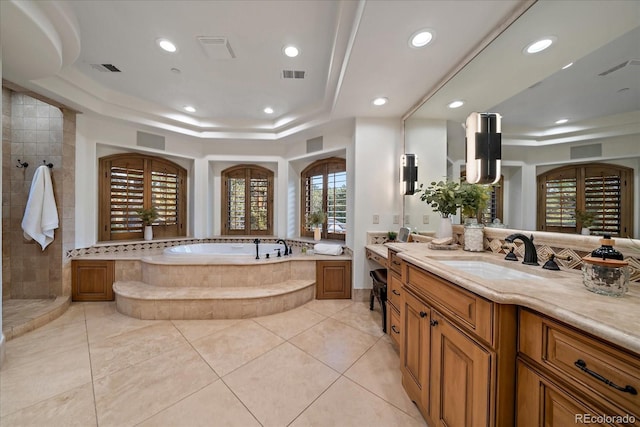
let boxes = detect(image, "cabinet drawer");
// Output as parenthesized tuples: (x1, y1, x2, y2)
(389, 305, 401, 347)
(406, 264, 493, 345)
(388, 271, 402, 311)
(519, 309, 640, 417)
(388, 249, 403, 275)
(366, 248, 387, 268)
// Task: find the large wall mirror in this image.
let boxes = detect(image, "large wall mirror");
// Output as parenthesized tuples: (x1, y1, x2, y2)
(404, 0, 639, 238)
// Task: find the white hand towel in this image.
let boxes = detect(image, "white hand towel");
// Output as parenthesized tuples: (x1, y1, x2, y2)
(21, 165, 59, 250)
(313, 243, 343, 256)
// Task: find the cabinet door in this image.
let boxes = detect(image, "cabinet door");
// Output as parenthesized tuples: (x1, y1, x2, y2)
(517, 360, 615, 427)
(401, 289, 431, 418)
(316, 260, 351, 299)
(430, 310, 492, 427)
(72, 260, 115, 301)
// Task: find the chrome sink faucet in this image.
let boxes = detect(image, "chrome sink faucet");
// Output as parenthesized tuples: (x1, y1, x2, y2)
(504, 233, 539, 266)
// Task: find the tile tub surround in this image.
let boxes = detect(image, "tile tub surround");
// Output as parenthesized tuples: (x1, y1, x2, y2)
(112, 255, 349, 320)
(0, 300, 426, 426)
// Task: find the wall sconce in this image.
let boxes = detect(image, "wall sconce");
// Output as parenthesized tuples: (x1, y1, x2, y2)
(465, 112, 502, 184)
(401, 154, 418, 195)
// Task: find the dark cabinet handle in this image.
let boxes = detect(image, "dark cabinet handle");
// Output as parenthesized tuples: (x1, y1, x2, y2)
(419, 311, 427, 318)
(392, 290, 401, 296)
(574, 359, 638, 395)
(391, 325, 400, 334)
(430, 319, 439, 327)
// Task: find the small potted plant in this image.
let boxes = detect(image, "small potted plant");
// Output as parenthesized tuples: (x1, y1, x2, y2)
(415, 179, 461, 238)
(387, 231, 398, 242)
(458, 182, 491, 251)
(575, 209, 595, 235)
(308, 210, 326, 241)
(137, 206, 158, 240)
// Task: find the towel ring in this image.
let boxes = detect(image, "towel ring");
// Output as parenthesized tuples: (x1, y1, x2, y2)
(43, 160, 54, 169)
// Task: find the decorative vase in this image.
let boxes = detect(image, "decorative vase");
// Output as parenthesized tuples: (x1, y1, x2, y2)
(314, 227, 321, 241)
(144, 225, 153, 241)
(437, 216, 453, 239)
(464, 218, 484, 252)
(581, 227, 591, 235)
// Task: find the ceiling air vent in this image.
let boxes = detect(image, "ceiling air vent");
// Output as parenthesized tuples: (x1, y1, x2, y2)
(197, 36, 236, 59)
(90, 63, 121, 72)
(598, 59, 639, 76)
(282, 70, 306, 79)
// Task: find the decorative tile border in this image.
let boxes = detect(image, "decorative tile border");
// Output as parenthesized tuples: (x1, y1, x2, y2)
(454, 225, 640, 284)
(67, 237, 352, 258)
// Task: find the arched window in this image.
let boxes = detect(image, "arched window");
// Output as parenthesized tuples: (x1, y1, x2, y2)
(301, 157, 346, 241)
(99, 153, 187, 241)
(537, 163, 633, 236)
(222, 165, 274, 235)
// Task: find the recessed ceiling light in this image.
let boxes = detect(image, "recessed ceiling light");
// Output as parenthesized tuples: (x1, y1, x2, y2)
(562, 62, 573, 70)
(283, 45, 299, 58)
(555, 118, 568, 124)
(157, 38, 177, 53)
(372, 97, 388, 106)
(409, 29, 434, 48)
(264, 107, 274, 114)
(184, 106, 196, 113)
(448, 100, 464, 109)
(524, 37, 556, 54)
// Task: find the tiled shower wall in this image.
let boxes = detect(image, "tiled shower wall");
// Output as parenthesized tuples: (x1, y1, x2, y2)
(2, 89, 75, 299)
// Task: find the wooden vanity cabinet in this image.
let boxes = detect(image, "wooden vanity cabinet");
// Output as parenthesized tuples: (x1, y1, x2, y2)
(400, 261, 517, 427)
(72, 260, 115, 301)
(387, 249, 403, 347)
(316, 260, 352, 299)
(517, 360, 615, 427)
(401, 287, 432, 417)
(518, 309, 640, 426)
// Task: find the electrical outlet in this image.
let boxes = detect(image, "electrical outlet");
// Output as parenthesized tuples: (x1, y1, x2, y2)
(404, 215, 410, 224)
(423, 214, 430, 224)
(373, 214, 380, 224)
(393, 215, 399, 224)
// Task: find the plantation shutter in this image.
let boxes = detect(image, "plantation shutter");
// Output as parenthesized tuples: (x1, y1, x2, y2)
(584, 166, 625, 236)
(150, 159, 184, 237)
(301, 157, 346, 240)
(540, 168, 577, 232)
(303, 172, 324, 233)
(537, 163, 633, 237)
(222, 165, 273, 235)
(99, 154, 187, 241)
(327, 166, 347, 238)
(108, 158, 145, 238)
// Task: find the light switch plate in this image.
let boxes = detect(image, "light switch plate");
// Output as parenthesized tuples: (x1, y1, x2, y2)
(373, 214, 380, 224)
(393, 215, 399, 224)
(423, 214, 430, 224)
(404, 215, 410, 224)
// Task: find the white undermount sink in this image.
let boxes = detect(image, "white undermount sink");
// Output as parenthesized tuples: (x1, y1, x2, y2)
(437, 260, 543, 281)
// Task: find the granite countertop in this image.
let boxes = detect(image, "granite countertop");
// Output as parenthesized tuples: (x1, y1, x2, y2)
(380, 242, 640, 355)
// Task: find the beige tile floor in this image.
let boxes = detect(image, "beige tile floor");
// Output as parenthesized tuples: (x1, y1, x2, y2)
(1, 299, 428, 427)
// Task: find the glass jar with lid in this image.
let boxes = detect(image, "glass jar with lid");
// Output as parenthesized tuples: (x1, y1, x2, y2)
(582, 235, 629, 297)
